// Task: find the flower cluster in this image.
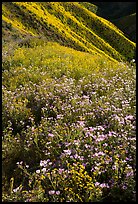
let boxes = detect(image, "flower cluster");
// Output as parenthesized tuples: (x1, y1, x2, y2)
(2, 40, 136, 202)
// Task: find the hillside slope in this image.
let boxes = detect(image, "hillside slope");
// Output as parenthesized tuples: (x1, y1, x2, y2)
(92, 2, 136, 19)
(2, 2, 136, 202)
(113, 13, 136, 42)
(2, 2, 135, 62)
(92, 2, 136, 42)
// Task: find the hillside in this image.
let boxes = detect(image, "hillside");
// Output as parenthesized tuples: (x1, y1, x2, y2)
(2, 2, 136, 62)
(2, 2, 136, 202)
(92, 2, 136, 19)
(113, 13, 136, 42)
(92, 2, 136, 42)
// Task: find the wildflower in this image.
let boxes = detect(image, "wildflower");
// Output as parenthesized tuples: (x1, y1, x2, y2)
(65, 142, 71, 147)
(58, 168, 64, 174)
(56, 191, 60, 195)
(103, 143, 108, 147)
(96, 135, 107, 142)
(48, 133, 54, 137)
(74, 154, 79, 159)
(16, 161, 23, 165)
(100, 183, 109, 188)
(42, 168, 47, 173)
(126, 171, 134, 177)
(13, 186, 20, 193)
(125, 115, 134, 120)
(63, 149, 72, 155)
(84, 144, 89, 148)
(108, 131, 114, 137)
(131, 59, 135, 63)
(94, 152, 105, 157)
(89, 127, 94, 131)
(95, 182, 100, 187)
(48, 190, 55, 195)
(77, 120, 85, 127)
(74, 140, 80, 146)
(95, 166, 99, 170)
(40, 160, 49, 167)
(79, 155, 84, 161)
(122, 185, 127, 190)
(36, 169, 40, 174)
(82, 163, 87, 167)
(57, 114, 63, 119)
(112, 165, 117, 170)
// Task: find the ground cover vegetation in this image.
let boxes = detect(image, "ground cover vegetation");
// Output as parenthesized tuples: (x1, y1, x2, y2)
(2, 2, 136, 202)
